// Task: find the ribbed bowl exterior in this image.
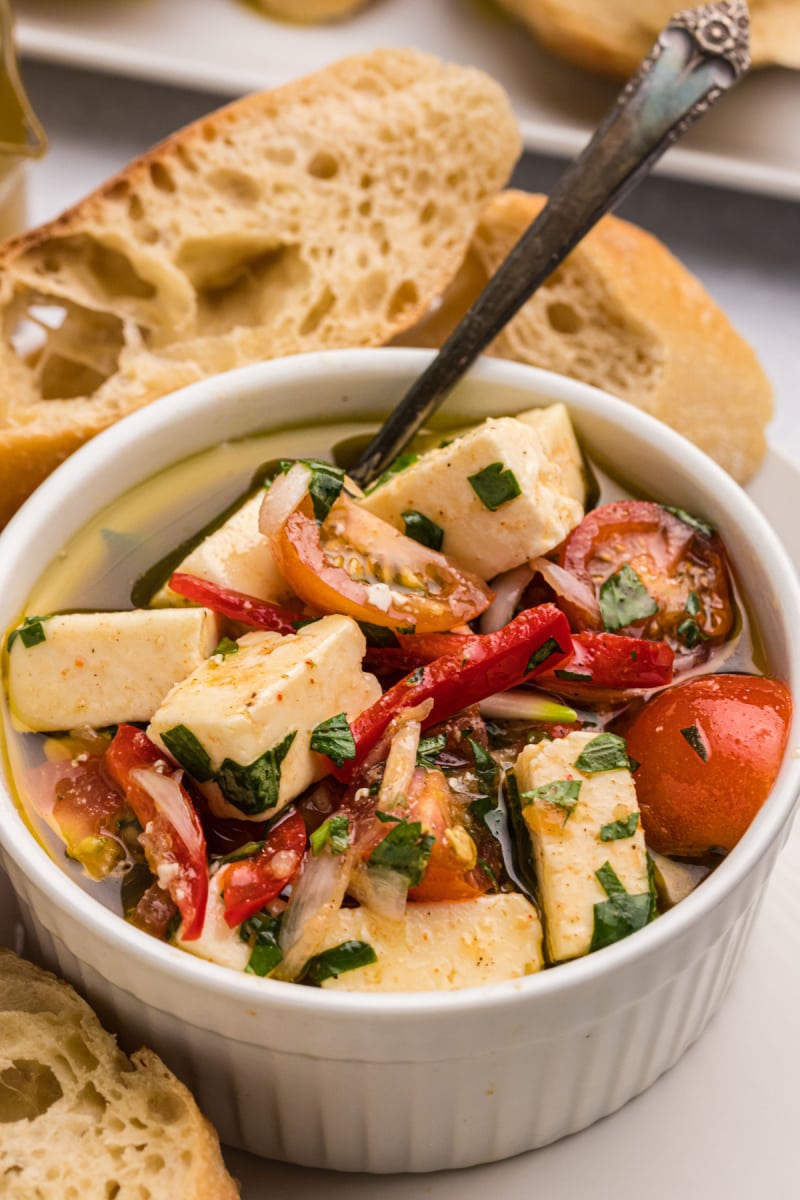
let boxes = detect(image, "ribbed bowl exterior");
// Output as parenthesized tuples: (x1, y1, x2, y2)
(4, 828, 782, 1173)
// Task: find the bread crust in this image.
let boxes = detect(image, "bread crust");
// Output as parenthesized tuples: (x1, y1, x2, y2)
(496, 0, 800, 76)
(0, 948, 239, 1199)
(0, 49, 520, 526)
(401, 191, 771, 483)
(255, 0, 371, 21)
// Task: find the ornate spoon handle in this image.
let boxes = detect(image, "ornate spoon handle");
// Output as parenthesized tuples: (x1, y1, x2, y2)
(350, 1, 751, 489)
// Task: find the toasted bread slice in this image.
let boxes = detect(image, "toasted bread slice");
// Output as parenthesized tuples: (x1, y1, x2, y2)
(496, 0, 800, 77)
(0, 949, 239, 1199)
(400, 190, 771, 482)
(0, 49, 520, 526)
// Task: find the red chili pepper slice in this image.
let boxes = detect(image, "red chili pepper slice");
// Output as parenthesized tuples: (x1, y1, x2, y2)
(169, 572, 301, 637)
(105, 725, 209, 941)
(219, 808, 307, 928)
(333, 603, 571, 780)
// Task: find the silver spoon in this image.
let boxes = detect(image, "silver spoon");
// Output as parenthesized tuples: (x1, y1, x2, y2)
(349, 0, 751, 489)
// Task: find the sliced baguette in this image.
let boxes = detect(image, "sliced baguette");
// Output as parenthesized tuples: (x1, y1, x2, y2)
(0, 49, 520, 526)
(0, 948, 239, 1199)
(496, 0, 800, 77)
(255, 0, 371, 21)
(399, 190, 771, 482)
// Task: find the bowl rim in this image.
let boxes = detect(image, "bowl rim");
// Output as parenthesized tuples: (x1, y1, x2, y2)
(1, 347, 799, 1021)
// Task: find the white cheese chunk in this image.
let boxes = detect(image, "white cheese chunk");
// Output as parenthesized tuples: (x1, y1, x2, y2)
(514, 403, 586, 507)
(359, 414, 584, 578)
(148, 614, 382, 817)
(515, 731, 649, 963)
(177, 874, 250, 972)
(320, 894, 544, 992)
(152, 493, 294, 607)
(7, 608, 222, 733)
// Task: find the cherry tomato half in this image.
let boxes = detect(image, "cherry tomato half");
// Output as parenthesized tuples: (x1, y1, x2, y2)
(403, 768, 490, 902)
(220, 808, 307, 928)
(625, 674, 792, 856)
(559, 501, 735, 656)
(267, 472, 493, 634)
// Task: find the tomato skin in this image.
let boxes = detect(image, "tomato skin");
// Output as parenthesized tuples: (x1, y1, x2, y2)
(559, 501, 735, 655)
(625, 675, 792, 856)
(274, 492, 493, 634)
(220, 808, 307, 927)
(105, 725, 209, 941)
(169, 573, 299, 635)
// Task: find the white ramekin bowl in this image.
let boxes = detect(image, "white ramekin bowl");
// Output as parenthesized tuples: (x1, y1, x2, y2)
(1, 349, 798, 1173)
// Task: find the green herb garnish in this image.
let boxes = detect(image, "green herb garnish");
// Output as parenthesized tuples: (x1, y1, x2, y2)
(365, 452, 419, 494)
(300, 940, 377, 986)
(574, 732, 634, 775)
(599, 813, 639, 841)
(310, 713, 356, 768)
(521, 778, 581, 824)
(281, 458, 344, 523)
(663, 506, 714, 538)
(217, 840, 265, 866)
(599, 564, 658, 632)
(467, 462, 522, 511)
(680, 724, 708, 762)
(416, 733, 447, 768)
(526, 636, 565, 673)
(216, 731, 296, 815)
(7, 615, 51, 651)
(161, 724, 214, 782)
(554, 669, 593, 682)
(239, 911, 283, 977)
(677, 618, 706, 648)
(212, 636, 239, 659)
(590, 862, 653, 952)
(401, 510, 444, 552)
(358, 622, 400, 648)
(686, 591, 700, 616)
(310, 814, 350, 856)
(368, 819, 434, 887)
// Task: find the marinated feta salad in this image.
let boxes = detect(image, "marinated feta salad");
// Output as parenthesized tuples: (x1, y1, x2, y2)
(3, 405, 792, 991)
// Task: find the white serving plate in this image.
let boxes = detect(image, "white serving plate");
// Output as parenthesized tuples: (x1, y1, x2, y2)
(1, 441, 798, 1198)
(15, 0, 800, 200)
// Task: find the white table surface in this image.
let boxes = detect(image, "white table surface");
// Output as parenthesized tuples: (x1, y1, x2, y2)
(12, 55, 800, 1200)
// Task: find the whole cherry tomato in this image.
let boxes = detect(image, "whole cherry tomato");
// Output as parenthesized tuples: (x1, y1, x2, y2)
(625, 674, 792, 856)
(559, 501, 735, 657)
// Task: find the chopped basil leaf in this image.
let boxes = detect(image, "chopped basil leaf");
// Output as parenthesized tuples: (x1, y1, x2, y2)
(521, 778, 581, 824)
(217, 731, 296, 815)
(310, 713, 356, 768)
(310, 814, 350, 856)
(281, 458, 344, 523)
(358, 621, 400, 648)
(374, 809, 402, 823)
(401, 510, 444, 552)
(7, 615, 51, 651)
(590, 861, 653, 952)
(161, 724, 214, 782)
(365, 452, 419, 494)
(469, 738, 501, 823)
(526, 636, 565, 673)
(468, 461, 522, 512)
(300, 940, 378, 986)
(213, 636, 239, 658)
(554, 668, 593, 682)
(663, 506, 714, 539)
(573, 732, 633, 775)
(677, 618, 706, 648)
(239, 911, 283, 977)
(416, 733, 447, 768)
(368, 819, 434, 887)
(407, 667, 425, 685)
(599, 813, 639, 842)
(686, 591, 700, 616)
(164, 911, 182, 942)
(397, 624, 416, 635)
(599, 564, 658, 632)
(680, 724, 708, 762)
(291, 617, 319, 631)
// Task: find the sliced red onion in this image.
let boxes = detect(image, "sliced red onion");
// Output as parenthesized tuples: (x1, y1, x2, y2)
(348, 863, 408, 922)
(272, 848, 352, 982)
(258, 462, 312, 541)
(479, 689, 578, 724)
(530, 557, 602, 628)
(479, 564, 534, 634)
(376, 699, 433, 815)
(130, 767, 204, 860)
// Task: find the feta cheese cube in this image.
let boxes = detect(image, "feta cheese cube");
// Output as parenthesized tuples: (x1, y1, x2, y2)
(152, 493, 294, 607)
(320, 894, 544, 991)
(514, 403, 585, 507)
(8, 608, 222, 733)
(515, 731, 649, 962)
(148, 614, 382, 817)
(360, 414, 584, 578)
